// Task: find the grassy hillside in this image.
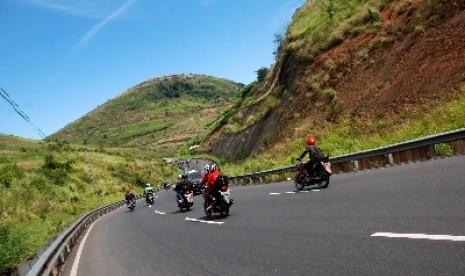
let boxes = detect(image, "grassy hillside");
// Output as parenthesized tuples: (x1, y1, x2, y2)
(0, 134, 178, 273)
(48, 74, 243, 155)
(202, 0, 465, 173)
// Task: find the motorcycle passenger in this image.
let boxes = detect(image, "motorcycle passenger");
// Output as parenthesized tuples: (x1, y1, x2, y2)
(297, 136, 325, 178)
(174, 173, 189, 203)
(197, 163, 223, 213)
(143, 183, 155, 203)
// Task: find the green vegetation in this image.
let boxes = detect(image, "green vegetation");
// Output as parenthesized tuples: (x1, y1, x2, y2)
(218, 85, 465, 175)
(0, 135, 178, 273)
(286, 0, 391, 60)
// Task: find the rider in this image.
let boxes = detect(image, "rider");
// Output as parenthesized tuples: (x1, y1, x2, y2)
(197, 163, 223, 213)
(125, 187, 136, 205)
(174, 173, 190, 203)
(143, 183, 155, 203)
(297, 136, 325, 177)
(163, 180, 170, 190)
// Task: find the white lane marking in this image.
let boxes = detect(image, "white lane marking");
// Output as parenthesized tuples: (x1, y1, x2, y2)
(372, 232, 465, 241)
(70, 216, 104, 276)
(155, 210, 166, 215)
(185, 217, 224, 225)
(270, 190, 319, 195)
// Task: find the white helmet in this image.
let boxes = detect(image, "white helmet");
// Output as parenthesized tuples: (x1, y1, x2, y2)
(209, 163, 217, 172)
(203, 164, 211, 172)
(146, 183, 151, 187)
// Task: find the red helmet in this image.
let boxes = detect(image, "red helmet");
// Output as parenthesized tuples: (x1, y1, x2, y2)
(306, 136, 316, 146)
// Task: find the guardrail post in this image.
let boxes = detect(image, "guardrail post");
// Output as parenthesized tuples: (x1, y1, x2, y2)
(387, 153, 394, 165)
(353, 160, 359, 171)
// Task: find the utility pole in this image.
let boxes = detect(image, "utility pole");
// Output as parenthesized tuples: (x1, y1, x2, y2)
(83, 128, 101, 207)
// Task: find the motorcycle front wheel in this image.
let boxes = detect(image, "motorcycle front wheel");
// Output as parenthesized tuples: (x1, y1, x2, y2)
(317, 172, 330, 189)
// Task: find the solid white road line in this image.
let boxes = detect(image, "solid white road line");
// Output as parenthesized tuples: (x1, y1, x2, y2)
(185, 217, 224, 225)
(372, 232, 465, 241)
(70, 216, 104, 276)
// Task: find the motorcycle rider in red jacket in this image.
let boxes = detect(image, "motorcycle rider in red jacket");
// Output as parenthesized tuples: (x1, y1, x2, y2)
(298, 136, 325, 177)
(197, 163, 223, 214)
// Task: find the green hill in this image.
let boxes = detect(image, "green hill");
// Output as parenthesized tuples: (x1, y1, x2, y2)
(48, 74, 243, 155)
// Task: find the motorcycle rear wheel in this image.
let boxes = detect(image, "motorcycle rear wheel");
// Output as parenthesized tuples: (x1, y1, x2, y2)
(221, 203, 230, 217)
(295, 178, 304, 191)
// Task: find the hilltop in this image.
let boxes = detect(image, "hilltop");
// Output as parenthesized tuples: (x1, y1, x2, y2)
(48, 74, 243, 155)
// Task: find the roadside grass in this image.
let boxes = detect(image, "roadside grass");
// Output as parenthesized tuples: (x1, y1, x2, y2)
(0, 137, 178, 273)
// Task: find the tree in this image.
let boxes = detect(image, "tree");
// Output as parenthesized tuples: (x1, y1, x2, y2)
(255, 67, 269, 83)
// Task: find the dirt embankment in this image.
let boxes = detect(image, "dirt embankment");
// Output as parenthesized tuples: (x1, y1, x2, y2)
(206, 0, 465, 159)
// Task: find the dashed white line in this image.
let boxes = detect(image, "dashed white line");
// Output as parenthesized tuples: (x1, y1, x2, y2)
(269, 190, 320, 195)
(155, 210, 166, 215)
(372, 232, 465, 241)
(185, 217, 224, 225)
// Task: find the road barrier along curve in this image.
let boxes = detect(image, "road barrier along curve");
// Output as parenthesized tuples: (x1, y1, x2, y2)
(228, 128, 465, 185)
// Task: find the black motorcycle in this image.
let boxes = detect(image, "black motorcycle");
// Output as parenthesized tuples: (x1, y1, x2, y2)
(205, 178, 233, 218)
(127, 199, 136, 211)
(177, 187, 194, 212)
(145, 192, 155, 206)
(294, 157, 332, 190)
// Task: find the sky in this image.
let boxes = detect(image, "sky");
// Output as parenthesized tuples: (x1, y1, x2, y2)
(0, 0, 306, 140)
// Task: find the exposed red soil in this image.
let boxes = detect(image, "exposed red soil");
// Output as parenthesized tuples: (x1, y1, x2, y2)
(206, 0, 465, 159)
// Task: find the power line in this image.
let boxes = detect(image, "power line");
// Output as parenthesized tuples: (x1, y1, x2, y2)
(1, 87, 47, 139)
(0, 87, 71, 161)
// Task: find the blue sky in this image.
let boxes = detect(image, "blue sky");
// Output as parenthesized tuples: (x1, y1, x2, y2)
(0, 0, 306, 140)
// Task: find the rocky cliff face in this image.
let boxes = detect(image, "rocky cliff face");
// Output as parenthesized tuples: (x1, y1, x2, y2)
(204, 0, 465, 159)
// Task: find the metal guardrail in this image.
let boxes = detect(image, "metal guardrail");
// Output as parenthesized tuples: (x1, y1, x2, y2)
(16, 128, 465, 275)
(18, 194, 143, 276)
(229, 128, 465, 184)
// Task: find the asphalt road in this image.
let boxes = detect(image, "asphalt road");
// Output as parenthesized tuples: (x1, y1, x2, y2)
(62, 155, 465, 276)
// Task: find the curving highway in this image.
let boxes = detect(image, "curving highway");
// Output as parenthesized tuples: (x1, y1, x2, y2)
(61, 155, 465, 275)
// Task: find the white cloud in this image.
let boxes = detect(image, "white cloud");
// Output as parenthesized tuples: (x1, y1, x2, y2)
(76, 0, 137, 49)
(18, 0, 130, 18)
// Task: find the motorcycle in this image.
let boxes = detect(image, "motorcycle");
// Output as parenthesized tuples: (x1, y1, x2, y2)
(205, 180, 234, 218)
(294, 156, 332, 190)
(145, 192, 155, 206)
(177, 188, 194, 212)
(127, 199, 136, 211)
